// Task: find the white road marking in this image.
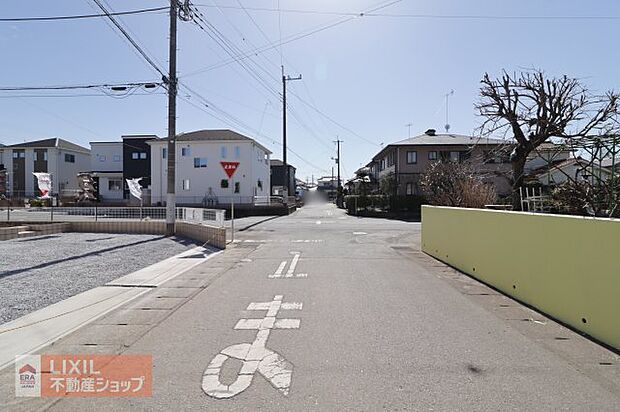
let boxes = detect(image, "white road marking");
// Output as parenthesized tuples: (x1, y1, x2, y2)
(285, 252, 300, 277)
(269, 253, 307, 279)
(315, 220, 322, 225)
(273, 261, 287, 277)
(353, 232, 368, 235)
(202, 295, 301, 399)
(291, 240, 323, 243)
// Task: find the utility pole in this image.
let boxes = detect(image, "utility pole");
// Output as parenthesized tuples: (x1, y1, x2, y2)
(165, 0, 178, 236)
(334, 139, 343, 191)
(282, 66, 301, 202)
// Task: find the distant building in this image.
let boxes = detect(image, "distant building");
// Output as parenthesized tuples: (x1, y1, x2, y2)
(0, 138, 90, 198)
(89, 135, 156, 203)
(270, 159, 296, 196)
(122, 135, 155, 201)
(368, 129, 512, 196)
(89, 141, 124, 202)
(148, 129, 271, 206)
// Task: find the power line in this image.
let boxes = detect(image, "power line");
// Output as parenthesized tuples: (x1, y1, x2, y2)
(0, 6, 168, 22)
(0, 81, 161, 91)
(179, 89, 329, 174)
(183, 0, 403, 77)
(191, 4, 620, 20)
(90, 0, 168, 79)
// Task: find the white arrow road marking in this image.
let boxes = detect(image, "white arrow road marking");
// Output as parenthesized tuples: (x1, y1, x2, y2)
(202, 295, 302, 399)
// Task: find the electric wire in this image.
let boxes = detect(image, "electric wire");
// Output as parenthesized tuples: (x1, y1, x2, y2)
(0, 7, 168, 22)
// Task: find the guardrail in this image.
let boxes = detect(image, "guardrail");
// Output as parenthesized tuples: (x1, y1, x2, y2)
(0, 206, 225, 227)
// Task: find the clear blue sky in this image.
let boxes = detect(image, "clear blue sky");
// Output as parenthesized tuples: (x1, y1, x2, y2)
(2, 0, 620, 181)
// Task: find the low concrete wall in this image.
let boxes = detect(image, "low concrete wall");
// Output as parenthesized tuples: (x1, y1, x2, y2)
(1, 220, 225, 249)
(70, 221, 166, 235)
(70, 221, 225, 249)
(175, 222, 226, 249)
(0, 223, 70, 240)
(421, 205, 620, 350)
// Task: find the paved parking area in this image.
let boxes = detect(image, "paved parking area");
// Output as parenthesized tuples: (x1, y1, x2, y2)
(0, 233, 198, 324)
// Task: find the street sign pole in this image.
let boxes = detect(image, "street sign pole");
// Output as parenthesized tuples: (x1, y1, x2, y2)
(231, 180, 235, 243)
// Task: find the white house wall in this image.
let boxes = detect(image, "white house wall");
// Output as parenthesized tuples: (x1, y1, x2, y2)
(90, 143, 123, 172)
(149, 140, 271, 205)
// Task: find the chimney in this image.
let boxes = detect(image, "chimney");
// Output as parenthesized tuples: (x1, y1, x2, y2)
(425, 129, 436, 136)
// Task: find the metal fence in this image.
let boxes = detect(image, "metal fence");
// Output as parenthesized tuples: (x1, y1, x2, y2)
(0, 206, 225, 227)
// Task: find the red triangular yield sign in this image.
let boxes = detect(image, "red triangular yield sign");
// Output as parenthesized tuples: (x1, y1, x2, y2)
(220, 162, 240, 178)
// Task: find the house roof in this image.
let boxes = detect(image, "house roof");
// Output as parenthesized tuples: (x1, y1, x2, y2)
(6, 138, 90, 153)
(150, 129, 272, 154)
(270, 159, 296, 169)
(527, 156, 612, 179)
(121, 134, 159, 140)
(601, 156, 620, 168)
(371, 131, 507, 161)
(391, 133, 506, 147)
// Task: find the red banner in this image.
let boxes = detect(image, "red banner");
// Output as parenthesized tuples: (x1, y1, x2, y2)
(220, 162, 240, 178)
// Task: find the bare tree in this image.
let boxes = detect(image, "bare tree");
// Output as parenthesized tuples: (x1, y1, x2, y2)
(476, 69, 619, 209)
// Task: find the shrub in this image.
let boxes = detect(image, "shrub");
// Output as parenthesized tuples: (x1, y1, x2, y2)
(420, 161, 496, 208)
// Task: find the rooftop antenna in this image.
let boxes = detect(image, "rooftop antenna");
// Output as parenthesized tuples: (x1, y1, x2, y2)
(444, 89, 454, 133)
(405, 122, 413, 138)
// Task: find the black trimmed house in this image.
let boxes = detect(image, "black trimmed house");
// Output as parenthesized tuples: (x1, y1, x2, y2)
(122, 135, 156, 201)
(270, 159, 296, 196)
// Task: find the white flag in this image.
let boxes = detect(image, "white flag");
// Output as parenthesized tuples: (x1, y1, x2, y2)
(126, 178, 143, 200)
(33, 173, 52, 198)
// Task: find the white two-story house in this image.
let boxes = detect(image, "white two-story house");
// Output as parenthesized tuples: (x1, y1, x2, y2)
(1, 138, 90, 199)
(89, 141, 124, 202)
(148, 129, 271, 206)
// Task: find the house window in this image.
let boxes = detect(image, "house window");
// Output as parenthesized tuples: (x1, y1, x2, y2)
(406, 151, 417, 164)
(406, 182, 414, 195)
(113, 154, 121, 162)
(182, 179, 190, 190)
(140, 152, 147, 159)
(64, 153, 75, 163)
(193, 157, 207, 168)
(132, 152, 139, 160)
(387, 152, 395, 167)
(99, 155, 106, 162)
(459, 151, 471, 162)
(428, 151, 438, 161)
(449, 151, 459, 162)
(235, 146, 241, 159)
(13, 151, 25, 159)
(181, 147, 191, 157)
(162, 148, 167, 159)
(234, 182, 240, 193)
(220, 179, 229, 188)
(221, 146, 227, 159)
(108, 179, 122, 191)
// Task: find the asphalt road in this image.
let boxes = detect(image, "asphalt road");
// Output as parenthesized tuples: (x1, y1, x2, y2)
(3, 201, 619, 411)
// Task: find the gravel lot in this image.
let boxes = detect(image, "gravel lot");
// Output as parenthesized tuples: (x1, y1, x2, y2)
(0, 233, 199, 324)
